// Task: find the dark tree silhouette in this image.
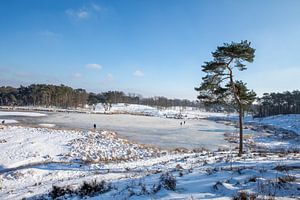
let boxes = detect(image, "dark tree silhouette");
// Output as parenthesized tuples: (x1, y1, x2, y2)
(255, 90, 300, 117)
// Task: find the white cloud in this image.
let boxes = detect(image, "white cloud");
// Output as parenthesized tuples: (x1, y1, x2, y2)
(85, 63, 102, 69)
(73, 73, 82, 79)
(133, 70, 144, 77)
(66, 9, 90, 20)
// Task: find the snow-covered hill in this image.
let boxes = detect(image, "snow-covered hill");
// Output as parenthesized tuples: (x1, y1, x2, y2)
(217, 114, 300, 136)
(249, 114, 300, 136)
(93, 103, 227, 119)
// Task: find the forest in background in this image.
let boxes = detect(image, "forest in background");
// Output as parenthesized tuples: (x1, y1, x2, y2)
(255, 91, 300, 117)
(0, 84, 200, 109)
(0, 84, 299, 117)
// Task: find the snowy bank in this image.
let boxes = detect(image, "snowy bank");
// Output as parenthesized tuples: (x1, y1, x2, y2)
(0, 119, 18, 124)
(215, 114, 300, 136)
(0, 111, 46, 117)
(248, 114, 300, 136)
(93, 103, 227, 119)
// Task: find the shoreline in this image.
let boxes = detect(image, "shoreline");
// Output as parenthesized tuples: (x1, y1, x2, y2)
(208, 117, 300, 154)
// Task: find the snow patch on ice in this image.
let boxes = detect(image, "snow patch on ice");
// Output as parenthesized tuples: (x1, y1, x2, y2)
(38, 123, 56, 128)
(0, 119, 18, 124)
(0, 111, 46, 117)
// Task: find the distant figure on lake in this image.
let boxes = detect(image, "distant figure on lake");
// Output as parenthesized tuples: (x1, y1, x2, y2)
(184, 121, 186, 125)
(93, 124, 96, 129)
(180, 122, 182, 126)
(1, 120, 4, 124)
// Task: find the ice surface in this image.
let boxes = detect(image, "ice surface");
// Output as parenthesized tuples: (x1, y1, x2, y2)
(4, 112, 236, 150)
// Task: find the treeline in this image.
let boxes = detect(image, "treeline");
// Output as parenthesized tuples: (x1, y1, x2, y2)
(0, 84, 200, 108)
(0, 84, 88, 108)
(255, 90, 300, 117)
(88, 91, 200, 107)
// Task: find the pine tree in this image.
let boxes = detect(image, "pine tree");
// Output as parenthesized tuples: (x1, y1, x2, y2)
(195, 40, 256, 156)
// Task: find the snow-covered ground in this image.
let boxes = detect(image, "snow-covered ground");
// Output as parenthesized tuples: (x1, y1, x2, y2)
(0, 107, 299, 199)
(248, 114, 300, 136)
(213, 114, 300, 136)
(94, 103, 227, 119)
(0, 124, 299, 200)
(210, 114, 300, 153)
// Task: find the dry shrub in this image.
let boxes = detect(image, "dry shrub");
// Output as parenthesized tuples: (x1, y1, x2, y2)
(232, 190, 257, 200)
(277, 175, 296, 183)
(49, 179, 111, 199)
(160, 172, 176, 191)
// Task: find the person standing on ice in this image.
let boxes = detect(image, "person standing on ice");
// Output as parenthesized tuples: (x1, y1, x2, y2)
(93, 123, 96, 130)
(1, 120, 4, 124)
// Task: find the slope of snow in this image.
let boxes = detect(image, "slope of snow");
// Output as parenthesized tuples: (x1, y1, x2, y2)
(249, 114, 300, 135)
(213, 114, 300, 136)
(0, 126, 79, 168)
(93, 103, 227, 119)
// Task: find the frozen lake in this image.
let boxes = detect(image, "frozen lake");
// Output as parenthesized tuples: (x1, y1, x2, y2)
(0, 111, 240, 150)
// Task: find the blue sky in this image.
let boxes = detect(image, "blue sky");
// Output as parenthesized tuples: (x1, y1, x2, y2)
(0, 0, 299, 100)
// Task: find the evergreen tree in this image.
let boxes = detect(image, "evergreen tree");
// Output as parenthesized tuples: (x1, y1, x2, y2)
(195, 40, 256, 156)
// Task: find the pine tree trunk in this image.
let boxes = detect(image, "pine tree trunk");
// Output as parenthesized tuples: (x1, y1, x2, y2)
(238, 106, 243, 156)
